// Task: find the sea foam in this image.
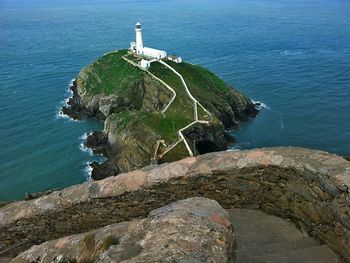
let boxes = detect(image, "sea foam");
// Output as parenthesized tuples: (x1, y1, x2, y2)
(79, 132, 93, 156)
(252, 100, 270, 110)
(55, 78, 77, 121)
(83, 162, 93, 181)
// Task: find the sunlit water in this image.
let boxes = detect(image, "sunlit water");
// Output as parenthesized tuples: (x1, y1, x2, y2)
(1, 0, 349, 200)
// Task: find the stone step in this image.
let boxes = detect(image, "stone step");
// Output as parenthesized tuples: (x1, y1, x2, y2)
(237, 245, 341, 263)
(227, 208, 307, 246)
(236, 237, 319, 258)
(227, 209, 341, 263)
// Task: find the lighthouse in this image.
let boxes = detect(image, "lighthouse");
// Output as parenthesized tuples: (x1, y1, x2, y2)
(130, 22, 167, 60)
(135, 22, 143, 53)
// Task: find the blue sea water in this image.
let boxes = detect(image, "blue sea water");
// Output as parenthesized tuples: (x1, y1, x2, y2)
(1, 0, 349, 200)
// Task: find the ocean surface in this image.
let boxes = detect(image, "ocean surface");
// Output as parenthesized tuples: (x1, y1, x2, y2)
(1, 0, 349, 200)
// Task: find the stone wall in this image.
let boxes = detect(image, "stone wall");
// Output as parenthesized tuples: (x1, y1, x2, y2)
(12, 197, 234, 263)
(0, 147, 349, 261)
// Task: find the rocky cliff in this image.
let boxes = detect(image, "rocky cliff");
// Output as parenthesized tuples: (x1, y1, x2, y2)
(62, 50, 258, 179)
(0, 148, 349, 262)
(11, 197, 235, 263)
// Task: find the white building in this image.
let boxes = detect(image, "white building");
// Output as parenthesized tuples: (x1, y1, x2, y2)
(130, 22, 167, 60)
(140, 59, 150, 69)
(139, 47, 167, 60)
(168, 55, 183, 63)
(140, 59, 156, 69)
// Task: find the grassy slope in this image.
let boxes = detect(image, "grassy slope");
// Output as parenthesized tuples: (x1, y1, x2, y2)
(82, 50, 247, 148)
(166, 60, 250, 115)
(81, 50, 144, 96)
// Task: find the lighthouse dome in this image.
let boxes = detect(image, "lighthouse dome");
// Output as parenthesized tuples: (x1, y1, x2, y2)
(135, 22, 141, 29)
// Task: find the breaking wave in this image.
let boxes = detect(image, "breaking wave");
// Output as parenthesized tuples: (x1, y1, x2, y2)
(252, 100, 270, 110)
(83, 162, 93, 181)
(79, 132, 93, 156)
(55, 78, 76, 121)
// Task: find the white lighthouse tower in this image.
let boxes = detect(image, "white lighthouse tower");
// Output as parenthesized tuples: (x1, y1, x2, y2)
(135, 22, 143, 53)
(129, 22, 168, 65)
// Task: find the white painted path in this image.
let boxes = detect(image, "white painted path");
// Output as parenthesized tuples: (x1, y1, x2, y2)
(122, 55, 176, 114)
(122, 54, 212, 157)
(159, 60, 213, 121)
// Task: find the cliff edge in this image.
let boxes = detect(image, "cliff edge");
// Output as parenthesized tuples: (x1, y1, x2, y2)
(1, 148, 349, 262)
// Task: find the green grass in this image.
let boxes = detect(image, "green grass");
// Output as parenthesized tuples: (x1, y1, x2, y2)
(159, 142, 189, 163)
(80, 50, 144, 96)
(110, 111, 133, 130)
(110, 111, 190, 143)
(164, 60, 248, 121)
(168, 61, 229, 93)
(142, 112, 190, 142)
(149, 61, 194, 108)
(147, 61, 199, 143)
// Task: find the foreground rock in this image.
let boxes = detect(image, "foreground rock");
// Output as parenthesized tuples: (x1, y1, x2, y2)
(62, 50, 258, 179)
(1, 147, 349, 261)
(12, 197, 234, 263)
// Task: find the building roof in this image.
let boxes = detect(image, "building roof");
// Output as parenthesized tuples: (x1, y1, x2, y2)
(142, 47, 167, 54)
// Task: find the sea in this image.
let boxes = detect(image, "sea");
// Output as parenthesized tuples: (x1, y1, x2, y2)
(1, 0, 349, 200)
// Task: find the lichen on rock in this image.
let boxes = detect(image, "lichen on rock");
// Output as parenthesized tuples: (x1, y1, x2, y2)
(11, 197, 235, 263)
(1, 147, 349, 262)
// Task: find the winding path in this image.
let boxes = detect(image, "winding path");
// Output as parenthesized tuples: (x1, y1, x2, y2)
(122, 53, 212, 157)
(159, 60, 213, 121)
(122, 55, 176, 114)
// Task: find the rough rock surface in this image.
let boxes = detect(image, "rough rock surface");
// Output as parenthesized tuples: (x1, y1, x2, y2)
(1, 147, 349, 261)
(11, 197, 234, 263)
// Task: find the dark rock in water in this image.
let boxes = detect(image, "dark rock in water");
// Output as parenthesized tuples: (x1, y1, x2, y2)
(254, 102, 261, 108)
(61, 105, 81, 120)
(85, 131, 108, 155)
(90, 161, 119, 180)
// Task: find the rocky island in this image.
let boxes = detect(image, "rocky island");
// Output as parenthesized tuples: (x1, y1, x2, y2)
(62, 49, 258, 179)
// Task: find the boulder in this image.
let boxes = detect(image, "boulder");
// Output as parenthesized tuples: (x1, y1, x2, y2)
(12, 197, 235, 263)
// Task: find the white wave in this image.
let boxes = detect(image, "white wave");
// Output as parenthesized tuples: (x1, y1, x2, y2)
(68, 78, 75, 87)
(252, 100, 270, 110)
(60, 97, 70, 108)
(64, 78, 75, 98)
(56, 108, 69, 119)
(83, 162, 93, 181)
(79, 132, 90, 140)
(55, 107, 80, 122)
(55, 78, 80, 122)
(79, 133, 93, 156)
